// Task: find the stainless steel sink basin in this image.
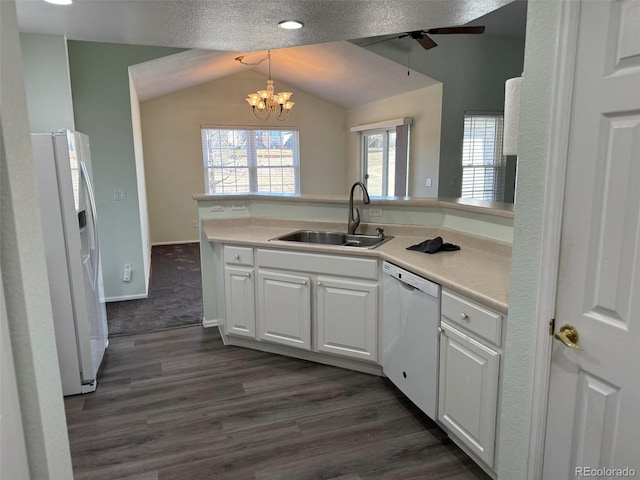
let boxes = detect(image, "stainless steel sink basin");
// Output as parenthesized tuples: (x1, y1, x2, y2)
(272, 230, 393, 249)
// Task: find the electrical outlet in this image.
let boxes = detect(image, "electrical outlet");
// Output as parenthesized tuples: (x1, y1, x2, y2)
(232, 204, 246, 211)
(425, 178, 432, 187)
(210, 205, 225, 212)
(192, 220, 198, 229)
(123, 264, 132, 282)
(369, 207, 383, 217)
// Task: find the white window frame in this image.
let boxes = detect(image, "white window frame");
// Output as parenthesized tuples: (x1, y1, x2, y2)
(460, 113, 505, 201)
(201, 126, 300, 195)
(351, 117, 411, 198)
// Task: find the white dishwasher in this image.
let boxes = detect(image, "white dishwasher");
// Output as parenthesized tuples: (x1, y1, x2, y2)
(382, 261, 440, 420)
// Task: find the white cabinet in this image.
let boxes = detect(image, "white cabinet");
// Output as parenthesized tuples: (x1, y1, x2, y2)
(257, 269, 311, 350)
(255, 249, 379, 360)
(223, 246, 256, 338)
(316, 276, 378, 362)
(223, 266, 255, 338)
(438, 289, 503, 469)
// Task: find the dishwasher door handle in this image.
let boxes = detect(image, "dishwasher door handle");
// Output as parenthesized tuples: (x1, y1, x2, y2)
(397, 280, 417, 292)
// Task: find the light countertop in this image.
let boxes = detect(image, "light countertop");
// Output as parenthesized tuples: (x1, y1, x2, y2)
(202, 218, 511, 315)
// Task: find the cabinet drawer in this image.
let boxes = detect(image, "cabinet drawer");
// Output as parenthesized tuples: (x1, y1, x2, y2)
(224, 246, 254, 266)
(441, 290, 502, 346)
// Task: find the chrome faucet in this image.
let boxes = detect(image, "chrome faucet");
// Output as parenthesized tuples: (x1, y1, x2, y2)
(348, 181, 370, 235)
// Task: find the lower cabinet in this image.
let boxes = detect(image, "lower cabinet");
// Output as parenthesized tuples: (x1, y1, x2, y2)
(222, 247, 379, 362)
(316, 276, 378, 362)
(223, 266, 255, 338)
(223, 245, 256, 338)
(438, 289, 503, 470)
(438, 322, 499, 467)
(256, 269, 311, 350)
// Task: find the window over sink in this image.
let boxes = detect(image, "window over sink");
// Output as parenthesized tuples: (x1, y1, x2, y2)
(351, 117, 411, 198)
(201, 126, 300, 194)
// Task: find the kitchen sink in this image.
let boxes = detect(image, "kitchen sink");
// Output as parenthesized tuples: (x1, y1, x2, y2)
(272, 230, 393, 249)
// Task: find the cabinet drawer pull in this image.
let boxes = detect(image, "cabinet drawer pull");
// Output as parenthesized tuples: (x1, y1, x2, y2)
(244, 272, 251, 278)
(461, 312, 469, 320)
(317, 281, 323, 286)
(302, 280, 307, 286)
(234, 254, 240, 260)
(438, 326, 445, 334)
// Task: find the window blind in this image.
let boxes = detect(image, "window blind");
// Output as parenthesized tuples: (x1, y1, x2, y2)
(461, 115, 505, 201)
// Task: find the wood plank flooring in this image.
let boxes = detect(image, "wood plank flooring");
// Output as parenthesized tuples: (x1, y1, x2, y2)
(64, 325, 491, 480)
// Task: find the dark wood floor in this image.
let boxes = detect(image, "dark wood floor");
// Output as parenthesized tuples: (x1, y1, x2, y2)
(64, 326, 490, 480)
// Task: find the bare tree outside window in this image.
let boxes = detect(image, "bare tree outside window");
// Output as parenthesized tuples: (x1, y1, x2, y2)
(201, 127, 300, 194)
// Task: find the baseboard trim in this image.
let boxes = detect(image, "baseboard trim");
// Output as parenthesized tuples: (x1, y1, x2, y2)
(225, 335, 384, 377)
(202, 318, 221, 328)
(151, 240, 199, 246)
(106, 293, 148, 302)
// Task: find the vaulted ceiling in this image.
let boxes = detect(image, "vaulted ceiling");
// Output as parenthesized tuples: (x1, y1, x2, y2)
(17, 0, 526, 106)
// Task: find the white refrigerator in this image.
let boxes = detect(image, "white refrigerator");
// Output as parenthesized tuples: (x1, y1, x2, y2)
(31, 129, 109, 396)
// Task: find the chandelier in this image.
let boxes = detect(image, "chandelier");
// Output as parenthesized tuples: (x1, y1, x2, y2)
(237, 51, 295, 121)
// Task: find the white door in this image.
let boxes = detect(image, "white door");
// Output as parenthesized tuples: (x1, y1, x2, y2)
(438, 322, 499, 468)
(224, 266, 255, 338)
(543, 0, 640, 477)
(316, 276, 378, 361)
(257, 269, 311, 350)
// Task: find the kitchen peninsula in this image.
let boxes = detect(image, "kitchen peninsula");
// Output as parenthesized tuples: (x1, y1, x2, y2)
(194, 194, 512, 318)
(194, 193, 513, 476)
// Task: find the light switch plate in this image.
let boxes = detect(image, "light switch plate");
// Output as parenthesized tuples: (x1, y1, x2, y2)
(113, 189, 126, 201)
(369, 207, 383, 217)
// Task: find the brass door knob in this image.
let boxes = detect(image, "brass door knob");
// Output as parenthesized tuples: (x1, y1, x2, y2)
(554, 324, 583, 350)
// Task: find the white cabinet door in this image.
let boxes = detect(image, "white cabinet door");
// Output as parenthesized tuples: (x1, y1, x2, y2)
(316, 276, 378, 362)
(224, 266, 255, 338)
(438, 322, 500, 467)
(257, 270, 311, 350)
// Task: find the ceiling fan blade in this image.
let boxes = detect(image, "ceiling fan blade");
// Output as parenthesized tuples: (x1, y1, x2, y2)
(426, 26, 486, 35)
(415, 34, 438, 50)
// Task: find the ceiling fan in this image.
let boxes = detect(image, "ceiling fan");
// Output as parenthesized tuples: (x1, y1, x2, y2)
(367, 26, 486, 51)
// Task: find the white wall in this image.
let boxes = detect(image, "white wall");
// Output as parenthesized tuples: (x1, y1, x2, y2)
(346, 84, 443, 197)
(140, 69, 349, 245)
(19, 32, 75, 132)
(129, 70, 151, 293)
(1, 1, 73, 477)
(498, 1, 563, 478)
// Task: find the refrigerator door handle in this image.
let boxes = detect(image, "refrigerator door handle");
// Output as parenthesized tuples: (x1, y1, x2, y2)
(80, 161, 100, 289)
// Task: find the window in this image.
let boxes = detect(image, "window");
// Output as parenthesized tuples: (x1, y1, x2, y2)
(201, 127, 300, 194)
(461, 114, 505, 201)
(352, 118, 411, 198)
(363, 129, 397, 197)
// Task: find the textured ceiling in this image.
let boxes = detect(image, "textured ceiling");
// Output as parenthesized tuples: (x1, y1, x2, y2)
(130, 41, 440, 105)
(18, 0, 526, 106)
(16, 0, 517, 52)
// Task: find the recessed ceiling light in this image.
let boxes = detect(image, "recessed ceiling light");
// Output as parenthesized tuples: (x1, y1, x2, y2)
(44, 0, 73, 4)
(278, 20, 303, 30)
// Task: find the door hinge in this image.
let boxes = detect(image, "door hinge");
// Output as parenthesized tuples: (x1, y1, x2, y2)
(549, 318, 555, 336)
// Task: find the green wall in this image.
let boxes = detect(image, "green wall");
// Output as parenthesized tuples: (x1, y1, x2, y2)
(359, 34, 525, 199)
(67, 41, 184, 300)
(19, 33, 76, 132)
